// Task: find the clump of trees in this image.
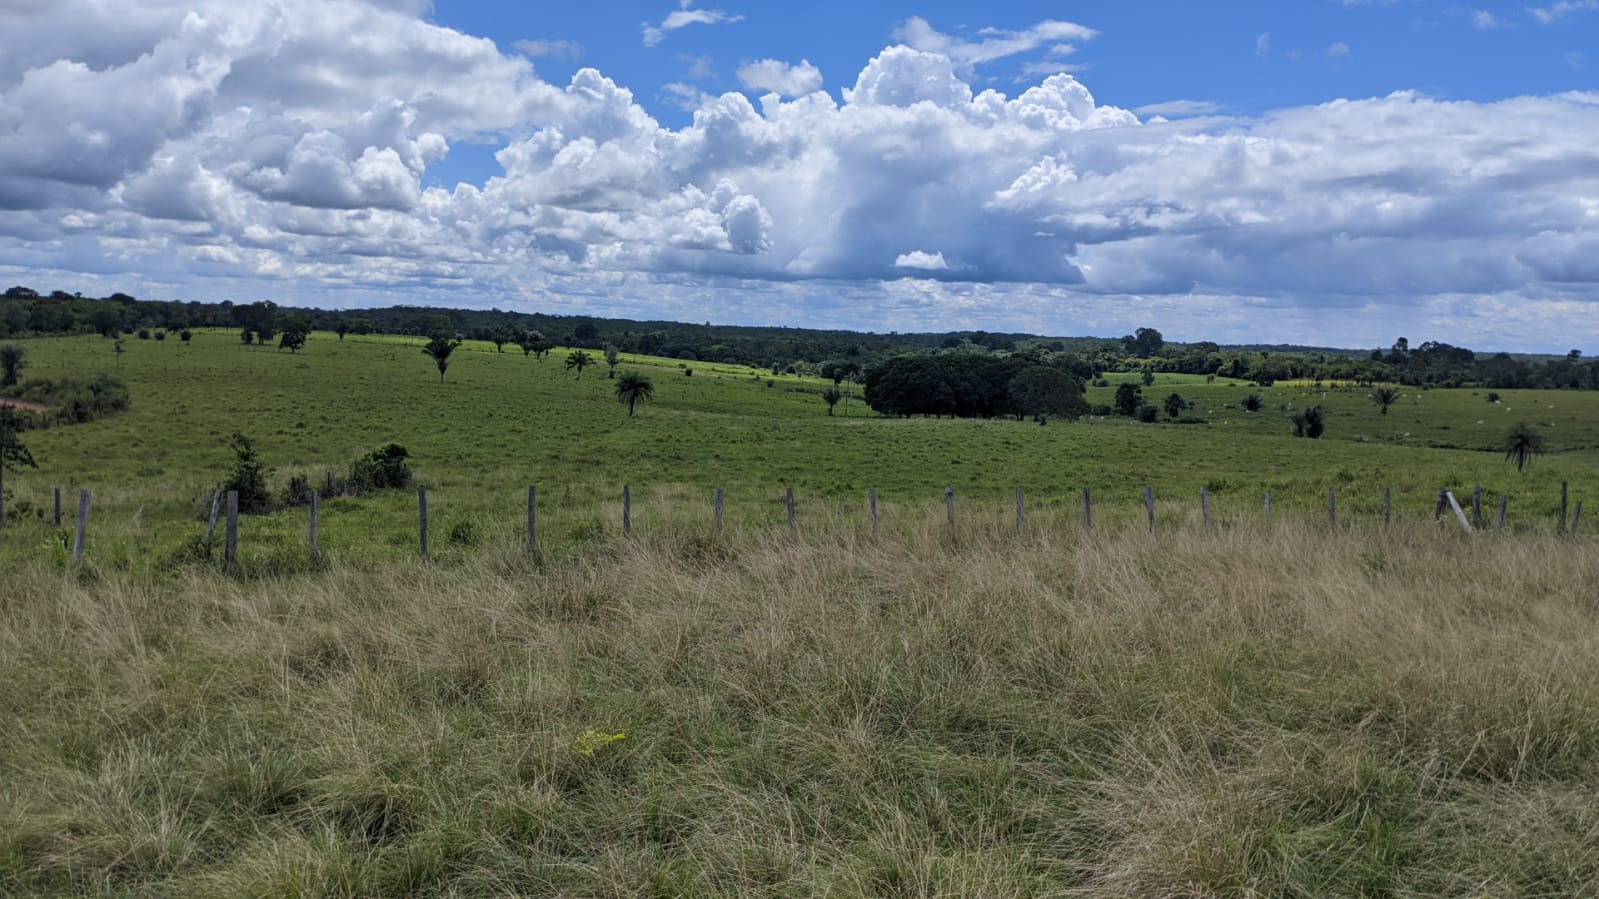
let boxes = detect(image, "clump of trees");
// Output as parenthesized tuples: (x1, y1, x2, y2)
(4, 372, 129, 425)
(864, 355, 1086, 420)
(219, 439, 415, 515)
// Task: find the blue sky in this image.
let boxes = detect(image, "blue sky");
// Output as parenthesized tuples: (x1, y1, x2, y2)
(1, 0, 1596, 350)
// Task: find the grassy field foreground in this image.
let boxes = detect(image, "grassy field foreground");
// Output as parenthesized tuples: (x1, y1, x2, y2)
(2, 515, 1597, 896)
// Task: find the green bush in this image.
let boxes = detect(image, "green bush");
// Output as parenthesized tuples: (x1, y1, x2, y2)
(222, 433, 274, 514)
(349, 443, 412, 493)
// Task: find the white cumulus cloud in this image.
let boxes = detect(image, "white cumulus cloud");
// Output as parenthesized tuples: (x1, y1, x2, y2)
(736, 59, 824, 97)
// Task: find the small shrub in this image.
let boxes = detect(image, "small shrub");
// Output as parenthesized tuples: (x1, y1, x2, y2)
(281, 473, 314, 507)
(179, 329, 192, 342)
(1487, 392, 1501, 403)
(447, 517, 481, 547)
(154, 330, 167, 341)
(1135, 403, 1159, 423)
(136, 328, 151, 340)
(1242, 394, 1263, 412)
(222, 433, 274, 514)
(349, 444, 411, 493)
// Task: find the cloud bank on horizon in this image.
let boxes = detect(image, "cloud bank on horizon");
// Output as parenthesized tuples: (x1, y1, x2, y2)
(1, 0, 1597, 351)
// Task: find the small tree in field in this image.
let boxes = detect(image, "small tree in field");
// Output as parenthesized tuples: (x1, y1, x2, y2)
(222, 432, 274, 513)
(422, 336, 462, 383)
(1371, 387, 1399, 415)
(615, 371, 654, 416)
(1502, 422, 1546, 472)
(566, 349, 592, 379)
(1163, 392, 1188, 420)
(0, 406, 37, 527)
(0, 345, 26, 389)
(604, 344, 620, 378)
(1242, 394, 1263, 412)
(822, 387, 842, 415)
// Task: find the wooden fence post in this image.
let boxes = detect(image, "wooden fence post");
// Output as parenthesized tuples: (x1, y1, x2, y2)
(623, 485, 631, 536)
(1434, 488, 1448, 522)
(1571, 502, 1583, 536)
(1264, 489, 1272, 524)
(225, 490, 239, 565)
(1471, 485, 1483, 529)
(786, 487, 795, 531)
(54, 486, 62, 527)
(205, 485, 222, 556)
(1201, 487, 1211, 531)
(714, 487, 724, 533)
(945, 487, 955, 527)
(1497, 495, 1508, 532)
(1143, 486, 1155, 533)
(309, 490, 319, 561)
(527, 486, 537, 553)
(1383, 488, 1392, 526)
(1328, 488, 1337, 526)
(71, 489, 91, 563)
(1082, 486, 1092, 529)
(870, 488, 879, 536)
(1015, 488, 1024, 532)
(1560, 481, 1569, 533)
(418, 486, 428, 559)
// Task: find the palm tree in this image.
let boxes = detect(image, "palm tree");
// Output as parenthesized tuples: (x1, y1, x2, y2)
(565, 349, 592, 379)
(421, 336, 462, 383)
(1503, 422, 1546, 472)
(1371, 387, 1399, 415)
(615, 371, 654, 416)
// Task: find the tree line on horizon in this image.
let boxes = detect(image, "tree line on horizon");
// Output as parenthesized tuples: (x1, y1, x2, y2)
(3, 285, 1596, 393)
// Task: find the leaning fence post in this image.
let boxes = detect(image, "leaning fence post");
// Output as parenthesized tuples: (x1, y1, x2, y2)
(225, 490, 239, 565)
(309, 490, 319, 561)
(786, 487, 795, 531)
(418, 486, 429, 559)
(870, 488, 879, 536)
(1497, 495, 1508, 532)
(1328, 488, 1337, 526)
(205, 485, 222, 557)
(1082, 486, 1092, 529)
(945, 487, 955, 527)
(714, 487, 724, 533)
(1201, 487, 1211, 531)
(527, 486, 537, 553)
(1444, 490, 1473, 533)
(71, 489, 91, 563)
(623, 485, 632, 536)
(1016, 488, 1025, 532)
(1144, 486, 1155, 533)
(54, 486, 62, 527)
(1571, 502, 1584, 537)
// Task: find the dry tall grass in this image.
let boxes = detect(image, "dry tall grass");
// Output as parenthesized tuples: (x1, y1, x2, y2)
(2, 510, 1596, 896)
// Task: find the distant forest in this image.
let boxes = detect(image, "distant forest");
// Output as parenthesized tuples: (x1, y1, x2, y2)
(3, 285, 1596, 392)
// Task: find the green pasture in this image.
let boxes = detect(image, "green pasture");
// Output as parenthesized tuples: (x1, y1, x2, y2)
(2, 330, 1595, 570)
